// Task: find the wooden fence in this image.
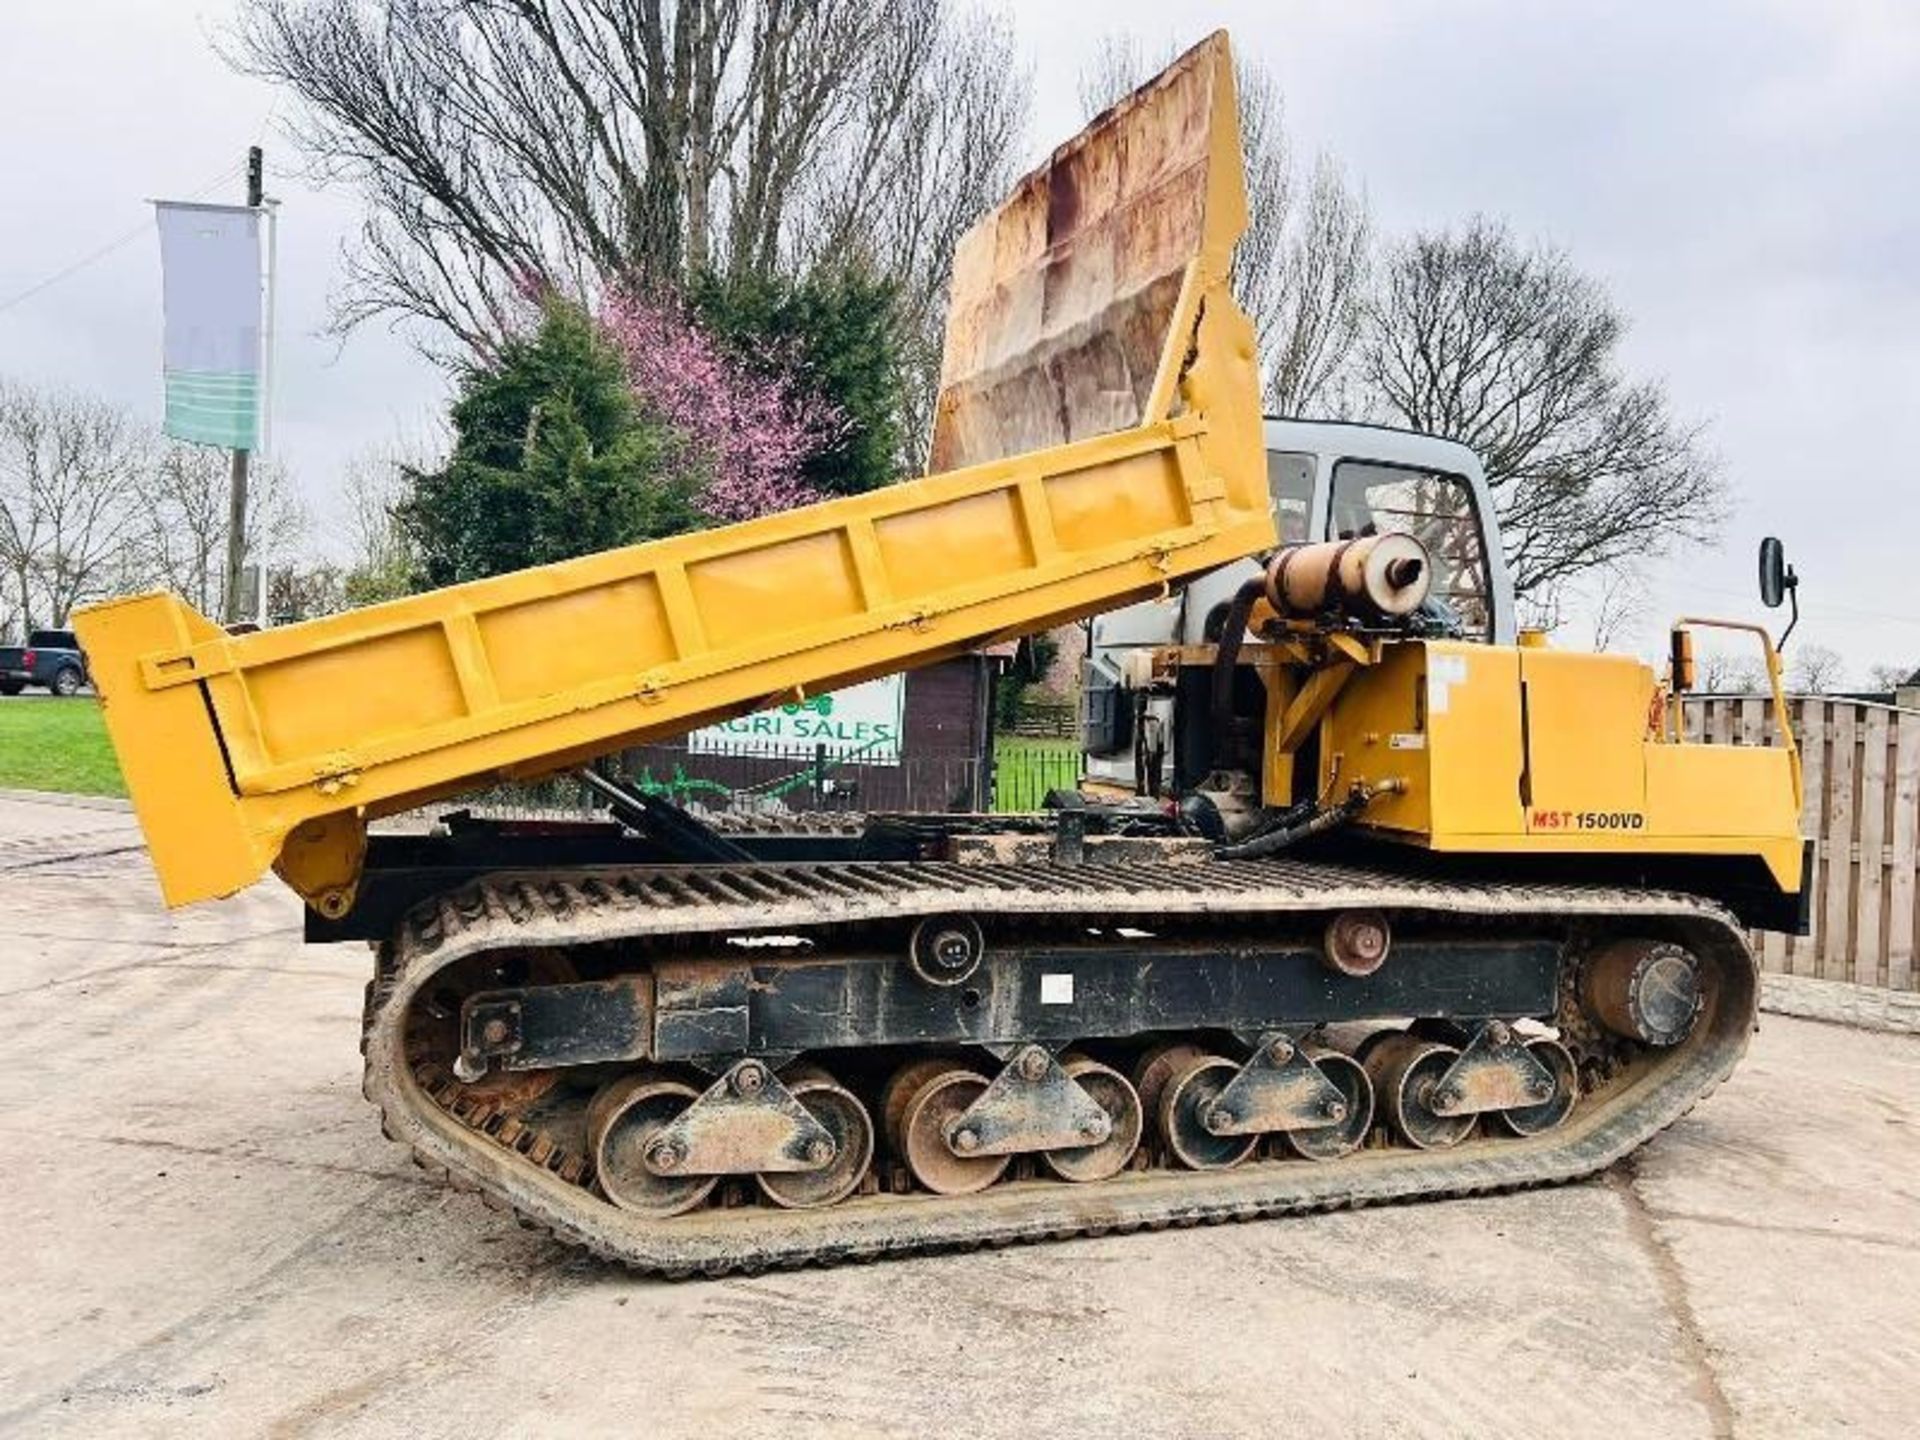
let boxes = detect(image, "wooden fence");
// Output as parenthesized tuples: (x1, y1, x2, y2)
(1684, 695, 1920, 992)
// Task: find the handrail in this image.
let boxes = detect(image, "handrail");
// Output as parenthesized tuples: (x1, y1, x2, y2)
(1670, 616, 1803, 815)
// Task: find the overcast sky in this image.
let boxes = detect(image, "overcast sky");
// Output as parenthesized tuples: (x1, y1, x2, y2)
(2, 1, 1916, 675)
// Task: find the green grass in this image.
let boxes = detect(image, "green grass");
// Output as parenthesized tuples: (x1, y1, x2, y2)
(993, 735, 1081, 812)
(0, 698, 127, 797)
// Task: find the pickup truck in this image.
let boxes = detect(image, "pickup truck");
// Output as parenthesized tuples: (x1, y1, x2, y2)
(0, 628, 89, 696)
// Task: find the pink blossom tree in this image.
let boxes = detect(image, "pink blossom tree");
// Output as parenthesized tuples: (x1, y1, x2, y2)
(598, 287, 845, 525)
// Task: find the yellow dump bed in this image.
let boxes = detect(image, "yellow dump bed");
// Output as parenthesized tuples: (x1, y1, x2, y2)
(75, 34, 1273, 915)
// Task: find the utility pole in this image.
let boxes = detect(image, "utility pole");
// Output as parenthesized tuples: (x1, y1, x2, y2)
(223, 145, 264, 624)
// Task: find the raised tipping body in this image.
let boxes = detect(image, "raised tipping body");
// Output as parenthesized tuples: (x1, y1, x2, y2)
(74, 33, 1267, 917)
(75, 35, 1800, 1274)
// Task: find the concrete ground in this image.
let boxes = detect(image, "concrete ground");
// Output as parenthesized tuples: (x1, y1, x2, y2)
(3, 790, 1917, 1440)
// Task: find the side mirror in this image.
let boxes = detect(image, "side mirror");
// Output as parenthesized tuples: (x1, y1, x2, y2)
(1757, 535, 1801, 649)
(1759, 537, 1791, 609)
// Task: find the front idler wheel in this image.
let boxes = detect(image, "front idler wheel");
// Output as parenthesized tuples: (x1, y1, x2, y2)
(1582, 940, 1702, 1047)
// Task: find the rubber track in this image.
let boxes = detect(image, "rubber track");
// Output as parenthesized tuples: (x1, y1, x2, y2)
(360, 858, 1758, 1277)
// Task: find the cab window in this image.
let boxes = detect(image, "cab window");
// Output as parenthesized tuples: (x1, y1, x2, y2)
(1328, 461, 1492, 638)
(1267, 451, 1315, 545)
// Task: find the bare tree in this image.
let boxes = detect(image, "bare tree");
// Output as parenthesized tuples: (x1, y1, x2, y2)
(339, 445, 420, 602)
(0, 381, 318, 629)
(1516, 560, 1653, 653)
(1788, 643, 1846, 694)
(1264, 157, 1372, 417)
(233, 0, 1025, 391)
(1078, 36, 1371, 419)
(1697, 647, 1765, 694)
(134, 441, 304, 617)
(1865, 661, 1917, 692)
(1583, 564, 1651, 653)
(0, 380, 149, 627)
(792, 3, 1027, 463)
(1361, 218, 1724, 607)
(135, 443, 226, 614)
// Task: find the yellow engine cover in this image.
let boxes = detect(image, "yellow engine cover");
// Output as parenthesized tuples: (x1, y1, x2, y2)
(1320, 639, 1804, 895)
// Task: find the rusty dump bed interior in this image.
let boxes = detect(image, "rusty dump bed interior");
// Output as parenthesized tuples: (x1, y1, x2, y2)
(74, 35, 1772, 1276)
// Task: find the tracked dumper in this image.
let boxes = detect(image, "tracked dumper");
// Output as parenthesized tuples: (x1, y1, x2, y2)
(77, 34, 1808, 1274)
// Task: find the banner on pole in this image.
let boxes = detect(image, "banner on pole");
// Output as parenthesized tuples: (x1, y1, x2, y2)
(154, 201, 262, 450)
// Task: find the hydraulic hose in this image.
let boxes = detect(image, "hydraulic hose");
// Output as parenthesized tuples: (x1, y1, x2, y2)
(1214, 789, 1372, 861)
(1211, 575, 1268, 741)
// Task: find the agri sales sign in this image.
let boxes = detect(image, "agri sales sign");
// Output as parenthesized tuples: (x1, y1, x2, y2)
(688, 675, 905, 765)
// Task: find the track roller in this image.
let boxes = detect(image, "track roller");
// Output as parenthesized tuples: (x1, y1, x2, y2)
(1144, 1045, 1259, 1170)
(1041, 1054, 1144, 1183)
(1284, 1048, 1374, 1160)
(1133, 1041, 1202, 1124)
(1493, 1038, 1579, 1137)
(586, 1071, 719, 1217)
(756, 1064, 875, 1209)
(883, 1060, 1011, 1196)
(1364, 1034, 1475, 1150)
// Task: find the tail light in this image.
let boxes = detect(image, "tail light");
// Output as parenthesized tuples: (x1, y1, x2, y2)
(20, 650, 34, 669)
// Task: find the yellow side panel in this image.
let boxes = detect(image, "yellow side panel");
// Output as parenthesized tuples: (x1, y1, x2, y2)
(1318, 642, 1430, 833)
(1049, 453, 1188, 551)
(70, 592, 271, 907)
(1645, 744, 1801, 847)
(246, 626, 465, 765)
(482, 579, 675, 705)
(688, 533, 863, 651)
(1327, 639, 1804, 898)
(1320, 641, 1523, 839)
(1519, 650, 1652, 832)
(874, 490, 1033, 588)
(1426, 641, 1526, 837)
